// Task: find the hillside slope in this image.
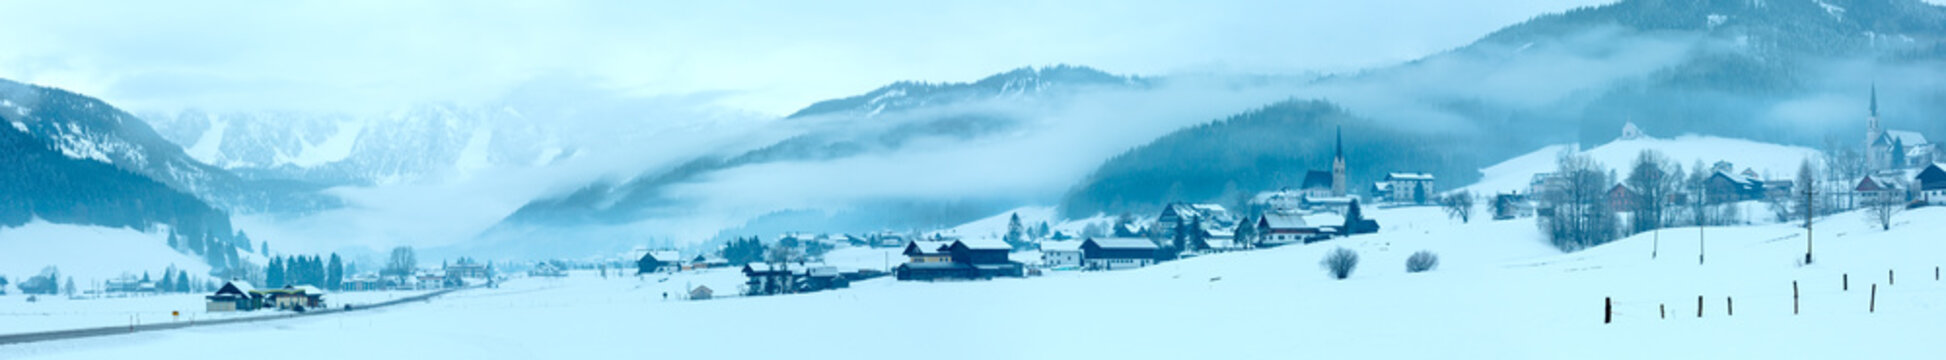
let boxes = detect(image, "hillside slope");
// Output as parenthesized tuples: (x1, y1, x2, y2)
(13, 206, 1943, 359)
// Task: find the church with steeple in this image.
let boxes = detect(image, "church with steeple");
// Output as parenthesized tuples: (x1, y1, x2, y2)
(1864, 85, 1937, 171)
(1297, 126, 1350, 199)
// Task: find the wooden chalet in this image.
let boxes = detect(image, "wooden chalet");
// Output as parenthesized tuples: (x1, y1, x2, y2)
(205, 280, 262, 312)
(894, 239, 1023, 281)
(637, 250, 682, 274)
(1255, 212, 1320, 245)
(1705, 171, 1765, 203)
(1917, 164, 1946, 205)
(250, 285, 325, 310)
(1080, 238, 1160, 271)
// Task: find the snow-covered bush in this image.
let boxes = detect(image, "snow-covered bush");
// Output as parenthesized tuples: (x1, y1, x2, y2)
(1406, 251, 1439, 273)
(1321, 248, 1358, 280)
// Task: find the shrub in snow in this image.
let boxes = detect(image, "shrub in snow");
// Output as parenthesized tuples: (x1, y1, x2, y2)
(1321, 248, 1358, 280)
(1406, 251, 1439, 273)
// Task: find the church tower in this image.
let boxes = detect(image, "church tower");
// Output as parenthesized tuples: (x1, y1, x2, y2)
(1867, 84, 1882, 143)
(1332, 126, 1346, 197)
(1866, 84, 1885, 170)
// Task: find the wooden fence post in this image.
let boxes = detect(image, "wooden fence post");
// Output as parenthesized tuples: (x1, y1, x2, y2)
(1844, 273, 1848, 291)
(1605, 297, 1612, 324)
(1697, 296, 1704, 318)
(1793, 281, 1799, 315)
(1727, 297, 1733, 316)
(1870, 284, 1877, 313)
(1660, 304, 1666, 319)
(1889, 269, 1895, 285)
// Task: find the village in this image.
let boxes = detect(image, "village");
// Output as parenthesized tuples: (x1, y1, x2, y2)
(519, 90, 1945, 303)
(3, 89, 1943, 350)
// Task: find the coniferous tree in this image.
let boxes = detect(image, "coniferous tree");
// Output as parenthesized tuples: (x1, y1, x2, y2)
(175, 271, 189, 292)
(327, 254, 344, 291)
(267, 256, 285, 288)
(1003, 213, 1027, 249)
(1233, 215, 1258, 249)
(63, 277, 75, 297)
(158, 267, 175, 293)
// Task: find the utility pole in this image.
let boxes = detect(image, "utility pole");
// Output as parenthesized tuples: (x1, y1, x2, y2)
(1805, 181, 1815, 265)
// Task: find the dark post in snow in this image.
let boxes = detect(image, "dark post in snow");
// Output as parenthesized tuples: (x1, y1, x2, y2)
(1792, 281, 1800, 315)
(1660, 304, 1666, 319)
(1605, 297, 1612, 324)
(1870, 284, 1877, 313)
(1697, 296, 1704, 318)
(1889, 269, 1894, 285)
(1843, 273, 1849, 291)
(1726, 297, 1733, 316)
(1804, 181, 1813, 265)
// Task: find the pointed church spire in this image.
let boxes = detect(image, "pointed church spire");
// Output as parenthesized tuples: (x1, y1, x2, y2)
(1335, 126, 1343, 158)
(1869, 83, 1879, 118)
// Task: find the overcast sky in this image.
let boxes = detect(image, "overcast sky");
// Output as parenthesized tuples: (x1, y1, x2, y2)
(0, 0, 1643, 116)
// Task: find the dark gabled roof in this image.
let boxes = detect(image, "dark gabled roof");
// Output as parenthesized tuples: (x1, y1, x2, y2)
(1082, 238, 1159, 250)
(1302, 170, 1333, 189)
(896, 262, 973, 271)
(951, 239, 1013, 251)
(1918, 163, 1946, 189)
(903, 241, 952, 256)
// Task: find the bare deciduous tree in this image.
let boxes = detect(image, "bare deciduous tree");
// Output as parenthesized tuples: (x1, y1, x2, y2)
(1540, 151, 1619, 252)
(384, 246, 417, 277)
(1864, 179, 1904, 231)
(1321, 247, 1358, 280)
(1405, 251, 1438, 273)
(1626, 150, 1679, 234)
(1438, 190, 1476, 223)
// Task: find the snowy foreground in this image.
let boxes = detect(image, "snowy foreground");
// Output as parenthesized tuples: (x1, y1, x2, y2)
(0, 290, 438, 335)
(5, 207, 1946, 359)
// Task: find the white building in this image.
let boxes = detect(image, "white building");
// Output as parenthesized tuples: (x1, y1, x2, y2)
(1865, 86, 1938, 171)
(1039, 241, 1083, 270)
(1382, 172, 1436, 205)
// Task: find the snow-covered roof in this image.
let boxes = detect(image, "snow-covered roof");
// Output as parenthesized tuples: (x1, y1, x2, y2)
(906, 240, 952, 255)
(954, 238, 1013, 251)
(223, 280, 256, 294)
(1885, 130, 1930, 146)
(1371, 182, 1391, 191)
(1040, 241, 1083, 252)
(1304, 196, 1356, 205)
(645, 250, 680, 262)
(1304, 213, 1346, 227)
(806, 266, 841, 277)
(1259, 213, 1309, 229)
(1189, 204, 1228, 214)
(293, 285, 325, 295)
(1085, 238, 1159, 250)
(1385, 172, 1434, 181)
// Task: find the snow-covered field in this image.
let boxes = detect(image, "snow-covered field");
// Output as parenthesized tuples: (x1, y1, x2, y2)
(5, 205, 1944, 359)
(0, 289, 436, 335)
(0, 221, 213, 285)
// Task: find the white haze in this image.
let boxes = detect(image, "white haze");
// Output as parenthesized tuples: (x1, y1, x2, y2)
(0, 0, 1619, 116)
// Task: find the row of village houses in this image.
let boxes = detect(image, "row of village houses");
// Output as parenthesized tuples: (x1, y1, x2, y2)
(1507, 160, 1946, 220)
(200, 259, 498, 313)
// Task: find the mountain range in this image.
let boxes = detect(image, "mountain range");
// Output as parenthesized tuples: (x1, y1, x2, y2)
(5, 0, 1945, 263)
